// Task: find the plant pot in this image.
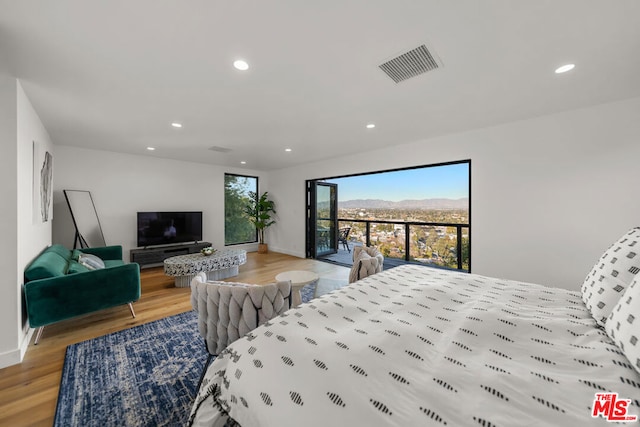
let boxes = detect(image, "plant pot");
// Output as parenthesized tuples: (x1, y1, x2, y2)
(258, 243, 268, 254)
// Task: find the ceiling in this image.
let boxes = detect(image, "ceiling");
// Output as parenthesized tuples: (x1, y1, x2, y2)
(1, 1, 639, 171)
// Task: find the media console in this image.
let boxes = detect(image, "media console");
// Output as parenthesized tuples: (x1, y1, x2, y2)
(130, 242, 212, 268)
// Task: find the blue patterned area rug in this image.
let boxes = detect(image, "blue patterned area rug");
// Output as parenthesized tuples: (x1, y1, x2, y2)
(54, 289, 319, 427)
(54, 311, 206, 427)
(299, 281, 317, 303)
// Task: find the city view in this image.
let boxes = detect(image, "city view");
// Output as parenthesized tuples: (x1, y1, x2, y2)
(337, 203, 469, 271)
(324, 162, 470, 271)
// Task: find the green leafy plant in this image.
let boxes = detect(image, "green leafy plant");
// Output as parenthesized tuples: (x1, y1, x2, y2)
(244, 191, 276, 245)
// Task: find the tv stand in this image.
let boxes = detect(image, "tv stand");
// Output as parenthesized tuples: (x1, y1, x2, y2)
(130, 242, 212, 268)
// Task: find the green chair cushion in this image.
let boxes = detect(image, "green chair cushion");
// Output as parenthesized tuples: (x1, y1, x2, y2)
(103, 260, 125, 268)
(47, 244, 72, 260)
(24, 252, 68, 281)
(67, 260, 90, 274)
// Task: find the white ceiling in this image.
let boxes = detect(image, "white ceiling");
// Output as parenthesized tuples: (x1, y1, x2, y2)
(1, 1, 639, 170)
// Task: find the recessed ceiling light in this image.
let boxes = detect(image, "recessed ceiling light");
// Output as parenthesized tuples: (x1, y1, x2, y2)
(555, 64, 575, 74)
(171, 122, 182, 128)
(285, 148, 292, 152)
(233, 60, 249, 71)
(240, 161, 246, 165)
(366, 123, 376, 129)
(147, 147, 155, 151)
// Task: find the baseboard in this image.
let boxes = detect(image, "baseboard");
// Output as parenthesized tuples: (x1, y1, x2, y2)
(20, 327, 34, 359)
(0, 346, 22, 369)
(267, 246, 306, 258)
(0, 326, 35, 369)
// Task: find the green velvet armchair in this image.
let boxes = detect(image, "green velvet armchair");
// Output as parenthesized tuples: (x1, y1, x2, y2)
(24, 244, 141, 344)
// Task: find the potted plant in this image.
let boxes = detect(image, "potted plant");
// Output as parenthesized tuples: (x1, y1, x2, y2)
(244, 191, 276, 253)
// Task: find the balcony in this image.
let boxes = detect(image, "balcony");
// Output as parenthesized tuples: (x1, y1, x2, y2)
(319, 218, 470, 272)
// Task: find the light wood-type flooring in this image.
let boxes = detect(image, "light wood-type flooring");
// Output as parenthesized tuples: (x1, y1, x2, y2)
(0, 251, 346, 427)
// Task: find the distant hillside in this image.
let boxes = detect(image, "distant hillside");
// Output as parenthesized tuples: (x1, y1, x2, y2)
(338, 198, 468, 210)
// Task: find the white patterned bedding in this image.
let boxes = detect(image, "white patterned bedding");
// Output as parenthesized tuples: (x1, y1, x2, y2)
(188, 265, 640, 426)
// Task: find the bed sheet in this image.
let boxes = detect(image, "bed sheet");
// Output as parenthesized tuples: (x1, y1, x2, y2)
(189, 265, 640, 426)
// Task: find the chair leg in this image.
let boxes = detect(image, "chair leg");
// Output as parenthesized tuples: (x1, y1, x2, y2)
(34, 326, 45, 345)
(196, 353, 215, 392)
(128, 303, 136, 318)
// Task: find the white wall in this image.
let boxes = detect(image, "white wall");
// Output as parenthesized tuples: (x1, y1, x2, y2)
(52, 146, 266, 259)
(16, 81, 54, 351)
(0, 55, 19, 368)
(268, 97, 640, 290)
(0, 75, 54, 369)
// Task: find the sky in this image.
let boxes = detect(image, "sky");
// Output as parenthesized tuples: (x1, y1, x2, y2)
(325, 162, 469, 202)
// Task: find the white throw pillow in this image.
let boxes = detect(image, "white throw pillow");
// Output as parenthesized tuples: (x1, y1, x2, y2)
(78, 253, 105, 270)
(581, 227, 640, 326)
(605, 277, 640, 375)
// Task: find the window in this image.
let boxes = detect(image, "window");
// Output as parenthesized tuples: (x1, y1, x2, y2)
(224, 174, 258, 245)
(307, 160, 471, 271)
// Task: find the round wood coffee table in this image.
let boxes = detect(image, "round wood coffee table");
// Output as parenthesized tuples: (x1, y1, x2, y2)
(275, 270, 319, 307)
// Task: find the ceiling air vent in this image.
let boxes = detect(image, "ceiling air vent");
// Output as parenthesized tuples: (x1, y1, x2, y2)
(379, 44, 441, 83)
(208, 146, 232, 153)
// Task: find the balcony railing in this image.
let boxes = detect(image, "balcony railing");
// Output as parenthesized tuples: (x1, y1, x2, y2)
(338, 218, 470, 272)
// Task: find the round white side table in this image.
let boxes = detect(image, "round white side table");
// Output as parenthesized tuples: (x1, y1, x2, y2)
(275, 270, 319, 307)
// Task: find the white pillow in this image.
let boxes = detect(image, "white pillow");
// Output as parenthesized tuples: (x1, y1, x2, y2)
(605, 277, 640, 375)
(581, 227, 640, 326)
(78, 253, 105, 270)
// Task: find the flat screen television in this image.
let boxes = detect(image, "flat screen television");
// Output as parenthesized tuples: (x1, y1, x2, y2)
(137, 211, 203, 247)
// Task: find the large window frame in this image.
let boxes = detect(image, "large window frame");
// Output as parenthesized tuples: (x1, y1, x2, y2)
(224, 173, 259, 246)
(305, 159, 471, 272)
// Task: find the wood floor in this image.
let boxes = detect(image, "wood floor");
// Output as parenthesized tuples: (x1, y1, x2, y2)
(0, 252, 346, 427)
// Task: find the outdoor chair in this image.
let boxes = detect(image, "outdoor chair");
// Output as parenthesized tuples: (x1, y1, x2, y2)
(338, 227, 351, 252)
(190, 273, 292, 389)
(317, 228, 330, 251)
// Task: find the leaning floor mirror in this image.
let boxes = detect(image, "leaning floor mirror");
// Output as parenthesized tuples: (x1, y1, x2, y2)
(63, 189, 106, 248)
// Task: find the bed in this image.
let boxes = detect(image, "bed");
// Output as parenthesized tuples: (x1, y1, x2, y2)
(188, 245, 640, 426)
